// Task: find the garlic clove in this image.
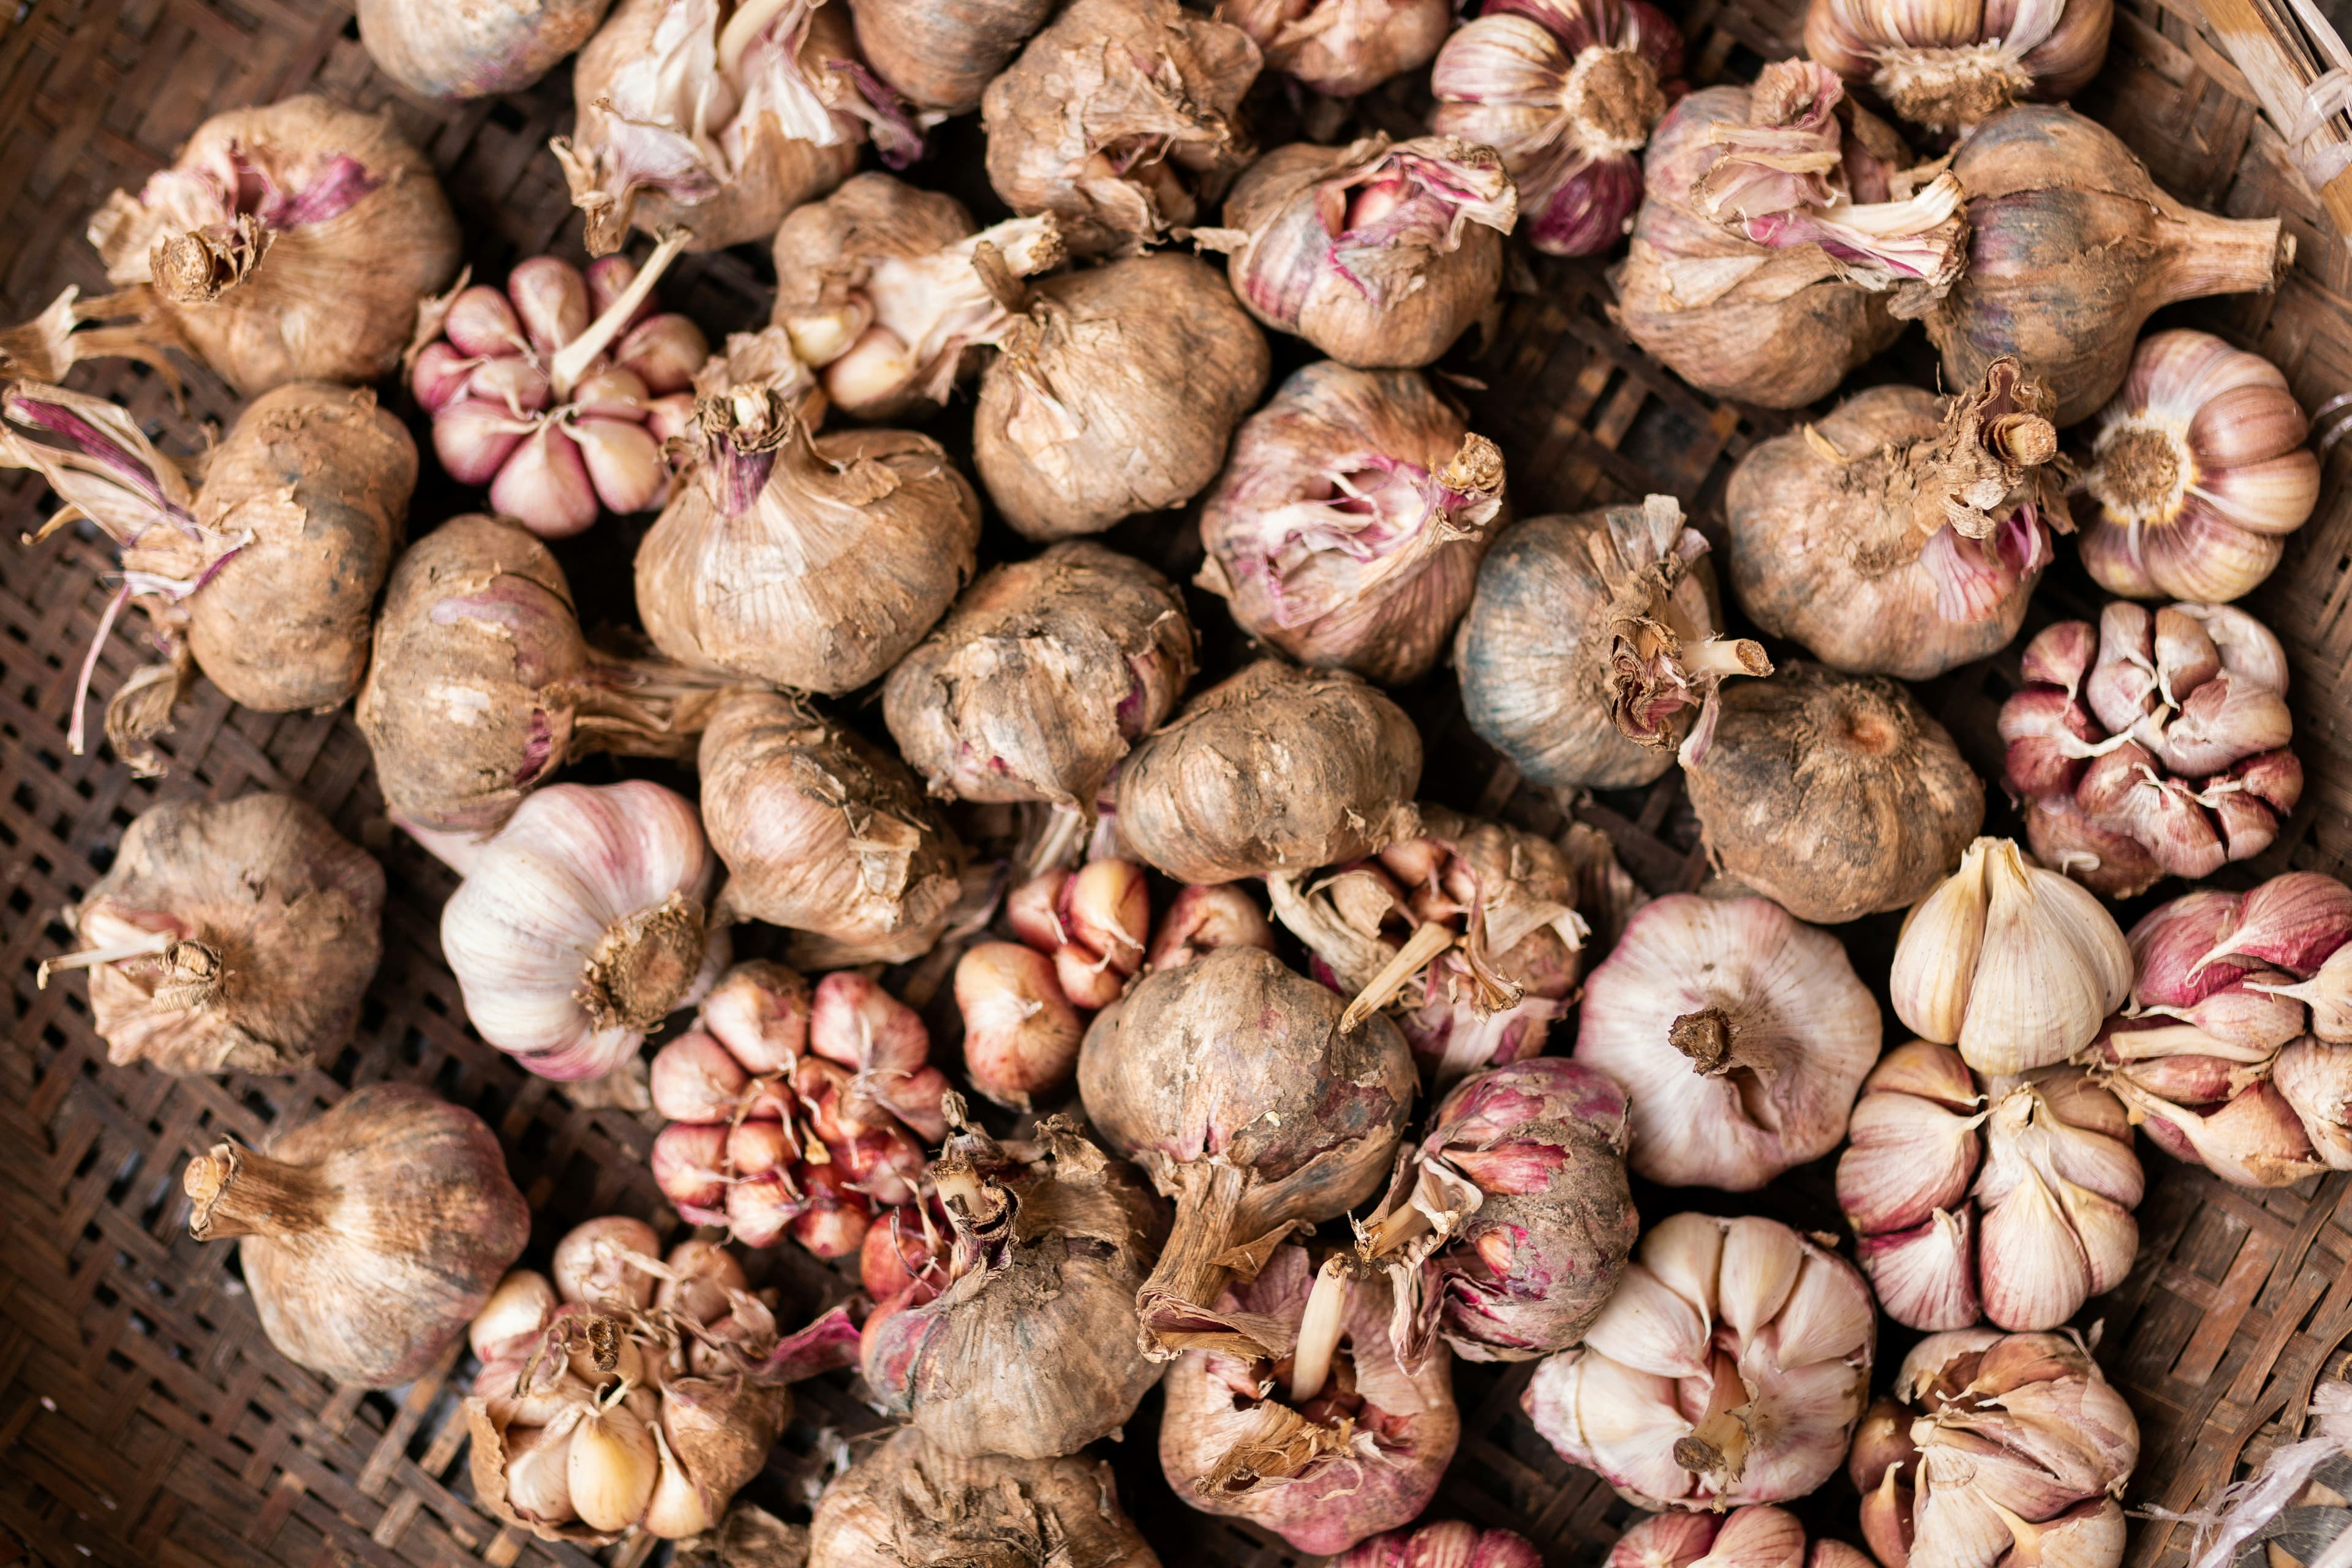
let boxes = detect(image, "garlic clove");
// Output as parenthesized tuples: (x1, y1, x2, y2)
(1857, 1210, 1980, 1332)
(2113, 1074, 2328, 1187)
(615, 314, 709, 397)
(446, 285, 527, 358)
(2059, 1180, 2138, 1294)
(1697, 1503, 1807, 1568)
(1861, 1465, 1915, 1568)
(641, 1424, 712, 1539)
(1525, 1348, 1695, 1505)
(1642, 1211, 1727, 1330)
(1850, 1395, 1918, 1493)
(491, 423, 601, 538)
(1864, 1040, 1982, 1109)
(1992, 1498, 2128, 1568)
(508, 257, 591, 355)
(1766, 1252, 1877, 1369)
(1891, 841, 1989, 1045)
(1975, 1165, 2090, 1331)
(434, 398, 530, 484)
(1953, 842, 2129, 1074)
(571, 416, 669, 514)
(2274, 1038, 2352, 1166)
(503, 1419, 580, 1525)
(1582, 1261, 1713, 1379)
(2192, 871, 2352, 977)
(568, 1390, 659, 1532)
(1839, 1090, 1985, 1234)
(471, 1269, 559, 1359)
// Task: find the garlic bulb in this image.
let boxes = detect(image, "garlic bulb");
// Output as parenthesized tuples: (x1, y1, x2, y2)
(1804, 0, 2110, 130)
(883, 542, 1194, 809)
(1685, 663, 1984, 924)
(699, 690, 962, 966)
(359, 0, 611, 98)
(442, 780, 726, 1085)
(184, 1083, 527, 1387)
(845, 0, 1054, 113)
(769, 175, 1066, 420)
(1724, 358, 2067, 680)
(2002, 603, 2299, 897)
(1611, 1505, 1875, 1568)
(979, 0, 1259, 257)
(809, 1428, 1162, 1567)
(2076, 330, 2320, 603)
(1455, 496, 1770, 790)
(1430, 0, 1683, 257)
(1115, 660, 1422, 884)
(1891, 838, 2130, 1074)
(1231, 0, 1449, 96)
(971, 252, 1270, 540)
(1158, 1245, 1460, 1556)
(1575, 894, 1880, 1191)
(1855, 1330, 2137, 1568)
(1840, 1041, 2143, 1331)
(1198, 362, 1506, 685)
(1197, 135, 1517, 370)
(1340, 1521, 1544, 1568)
(45, 793, 382, 1075)
(955, 941, 1085, 1109)
(1523, 1213, 1874, 1509)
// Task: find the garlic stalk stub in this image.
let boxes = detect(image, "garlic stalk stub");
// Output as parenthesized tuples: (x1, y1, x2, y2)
(809, 1427, 1163, 1568)
(48, 793, 383, 1075)
(2002, 603, 2300, 897)
(1455, 495, 1771, 790)
(1804, 0, 2111, 130)
(1576, 894, 1881, 1191)
(1199, 362, 1507, 685)
(1338, 1520, 1545, 1568)
(184, 1083, 527, 1387)
(1158, 1244, 1461, 1556)
(1724, 358, 2069, 680)
(1612, 1504, 1876, 1568)
(1524, 1213, 1875, 1509)
(2076, 330, 2320, 604)
(1231, 0, 1450, 96)
(1430, 0, 1683, 257)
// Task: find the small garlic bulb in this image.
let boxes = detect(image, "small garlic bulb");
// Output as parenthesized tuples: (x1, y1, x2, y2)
(1574, 895, 1880, 1191)
(442, 780, 726, 1086)
(1804, 0, 2111, 132)
(1611, 1504, 1874, 1568)
(2077, 330, 2318, 604)
(1523, 1213, 1873, 1510)
(1890, 837, 2130, 1075)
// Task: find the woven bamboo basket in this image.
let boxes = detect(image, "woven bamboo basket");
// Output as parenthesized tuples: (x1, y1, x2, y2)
(5, 0, 2352, 1563)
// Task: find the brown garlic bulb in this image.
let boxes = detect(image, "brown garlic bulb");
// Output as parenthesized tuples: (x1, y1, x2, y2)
(47, 793, 383, 1075)
(847, 0, 1054, 114)
(1684, 662, 1984, 925)
(1724, 358, 2068, 680)
(1804, 0, 2111, 131)
(809, 1427, 1161, 1567)
(184, 1083, 527, 1387)
(1115, 659, 1422, 884)
(1231, 0, 1449, 96)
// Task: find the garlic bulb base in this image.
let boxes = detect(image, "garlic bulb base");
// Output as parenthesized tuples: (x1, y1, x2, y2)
(580, 890, 707, 1031)
(1871, 46, 2034, 130)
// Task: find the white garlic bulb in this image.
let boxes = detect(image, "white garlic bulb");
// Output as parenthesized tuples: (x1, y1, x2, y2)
(443, 781, 727, 1087)
(1523, 1213, 1874, 1510)
(1890, 837, 2130, 1074)
(1574, 895, 1880, 1190)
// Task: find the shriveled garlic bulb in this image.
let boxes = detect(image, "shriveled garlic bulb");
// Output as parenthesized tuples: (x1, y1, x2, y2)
(1524, 1213, 1874, 1509)
(1199, 362, 1506, 685)
(1684, 663, 1983, 924)
(1341, 1521, 1544, 1568)
(980, 0, 1260, 256)
(810, 1428, 1161, 1567)
(1431, 0, 1683, 257)
(443, 780, 726, 1086)
(771, 175, 1066, 420)
(846, 0, 1053, 113)
(1805, 0, 2111, 130)
(1456, 496, 1770, 790)
(1198, 135, 1517, 370)
(1231, 0, 1448, 96)
(360, 0, 611, 97)
(1611, 1505, 1874, 1568)
(1115, 660, 1421, 884)
(1855, 1331, 2137, 1568)
(2076, 330, 2320, 603)
(1891, 837, 2132, 1075)
(44, 793, 382, 1075)
(1576, 894, 1880, 1191)
(699, 690, 962, 966)
(1840, 1041, 2142, 1332)
(1724, 358, 2068, 679)
(184, 1084, 527, 1387)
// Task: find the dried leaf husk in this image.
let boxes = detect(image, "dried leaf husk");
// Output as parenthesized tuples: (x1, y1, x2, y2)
(847, 0, 1054, 113)
(1231, 0, 1450, 96)
(972, 251, 1270, 539)
(359, 0, 612, 98)
(699, 689, 963, 965)
(979, 0, 1261, 256)
(184, 1082, 527, 1386)
(1725, 359, 2069, 679)
(883, 541, 1194, 808)
(808, 1427, 1161, 1567)
(84, 95, 461, 396)
(1115, 659, 1422, 884)
(56, 793, 383, 1075)
(1685, 661, 1984, 924)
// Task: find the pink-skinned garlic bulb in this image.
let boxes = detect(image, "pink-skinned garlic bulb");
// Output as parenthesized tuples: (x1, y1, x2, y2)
(1231, 0, 1449, 96)
(1839, 1041, 2142, 1332)
(1197, 135, 1518, 370)
(1198, 361, 1507, 685)
(1158, 1244, 1460, 1556)
(771, 174, 1066, 421)
(1430, 0, 1683, 257)
(1145, 882, 1280, 971)
(1854, 1330, 2137, 1568)
(2076, 330, 2320, 604)
(1523, 1213, 1874, 1509)
(2001, 603, 2299, 897)
(1610, 1504, 1876, 1568)
(1339, 1520, 1545, 1568)
(1575, 894, 1880, 1191)
(442, 780, 726, 1091)
(1804, 0, 2111, 131)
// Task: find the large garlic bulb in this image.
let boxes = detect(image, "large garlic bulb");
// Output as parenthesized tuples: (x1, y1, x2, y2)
(1575, 895, 1880, 1191)
(1524, 1213, 1874, 1510)
(810, 1428, 1161, 1567)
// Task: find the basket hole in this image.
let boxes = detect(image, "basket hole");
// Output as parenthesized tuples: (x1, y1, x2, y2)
(488, 99, 530, 135)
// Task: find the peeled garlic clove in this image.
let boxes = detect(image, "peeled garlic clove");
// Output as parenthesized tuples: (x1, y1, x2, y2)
(1857, 1210, 1980, 1332)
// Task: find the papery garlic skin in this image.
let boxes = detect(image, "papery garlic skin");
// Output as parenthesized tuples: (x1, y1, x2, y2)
(443, 780, 725, 1084)
(1232, 0, 1449, 96)
(1610, 1504, 1860, 1568)
(1431, 0, 1682, 257)
(846, 0, 1053, 113)
(1338, 1520, 1544, 1568)
(1523, 1213, 1874, 1510)
(1577, 895, 1879, 1190)
(810, 1428, 1163, 1568)
(360, 0, 611, 99)
(1804, 0, 2110, 131)
(2077, 331, 2318, 604)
